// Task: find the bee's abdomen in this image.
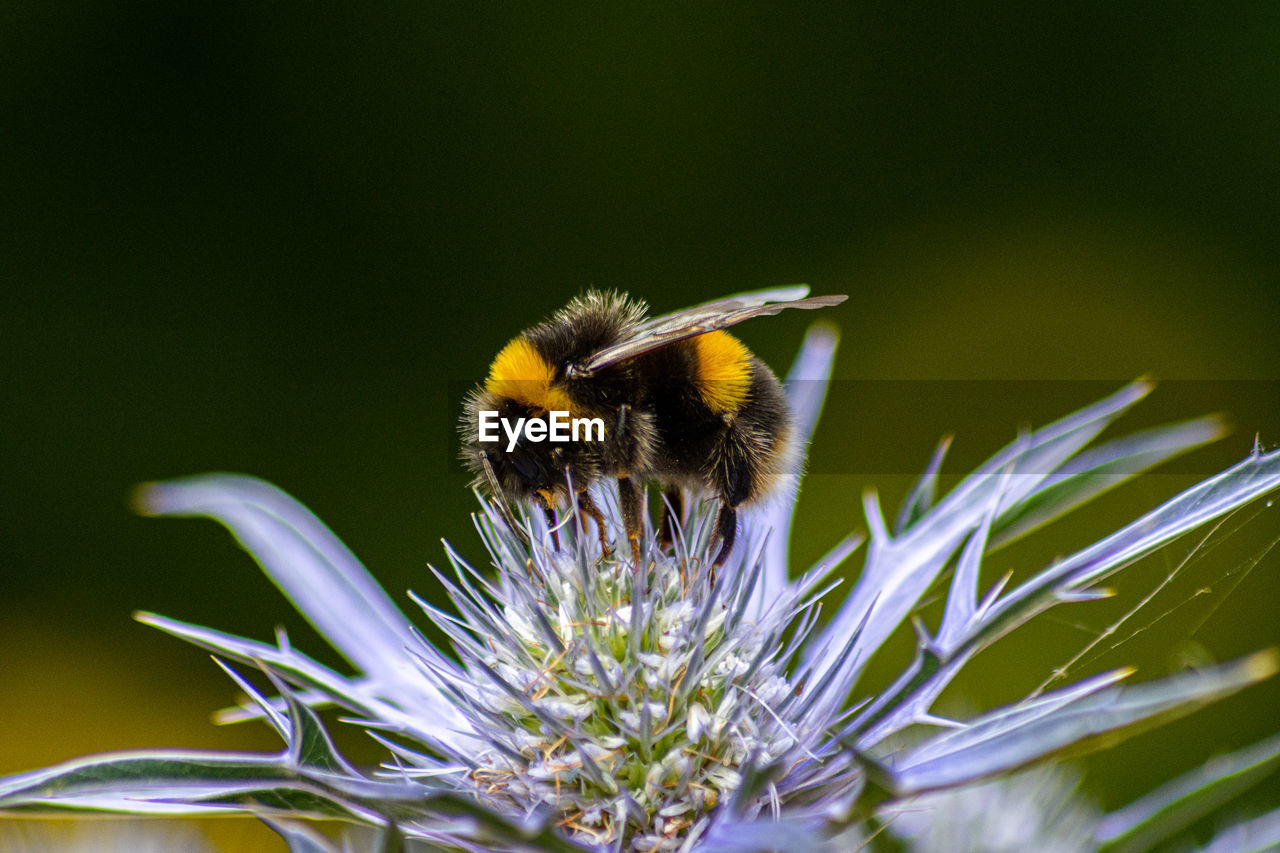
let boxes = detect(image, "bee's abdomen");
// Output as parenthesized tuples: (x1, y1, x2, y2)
(641, 342, 793, 505)
(714, 356, 793, 504)
(690, 331, 752, 414)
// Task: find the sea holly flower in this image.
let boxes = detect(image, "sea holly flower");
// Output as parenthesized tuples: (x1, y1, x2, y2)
(3, 328, 1280, 852)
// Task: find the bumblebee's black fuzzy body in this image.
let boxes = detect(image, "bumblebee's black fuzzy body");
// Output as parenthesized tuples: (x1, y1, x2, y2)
(639, 342, 791, 507)
(460, 288, 840, 568)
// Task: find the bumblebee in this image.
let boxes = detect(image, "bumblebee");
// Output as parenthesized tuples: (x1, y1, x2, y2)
(459, 286, 846, 572)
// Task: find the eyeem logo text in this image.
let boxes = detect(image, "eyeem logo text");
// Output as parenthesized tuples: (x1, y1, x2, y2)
(478, 410, 605, 451)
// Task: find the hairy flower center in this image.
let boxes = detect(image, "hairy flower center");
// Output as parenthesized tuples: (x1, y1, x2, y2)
(459, 550, 798, 851)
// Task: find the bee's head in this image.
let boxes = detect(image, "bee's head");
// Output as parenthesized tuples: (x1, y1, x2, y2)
(459, 389, 604, 507)
(460, 294, 644, 506)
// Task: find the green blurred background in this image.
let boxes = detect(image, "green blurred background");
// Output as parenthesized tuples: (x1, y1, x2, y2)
(3, 4, 1279, 849)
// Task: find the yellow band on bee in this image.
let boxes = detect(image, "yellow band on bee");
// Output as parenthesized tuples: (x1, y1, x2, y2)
(485, 337, 576, 415)
(693, 331, 751, 413)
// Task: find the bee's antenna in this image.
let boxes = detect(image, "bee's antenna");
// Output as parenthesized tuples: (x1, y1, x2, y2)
(478, 451, 530, 546)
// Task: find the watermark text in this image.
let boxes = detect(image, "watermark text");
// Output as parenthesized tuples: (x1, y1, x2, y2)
(478, 410, 605, 451)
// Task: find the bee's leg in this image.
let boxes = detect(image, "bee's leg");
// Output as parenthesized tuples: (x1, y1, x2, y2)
(575, 489, 613, 557)
(658, 487, 683, 550)
(709, 447, 752, 584)
(543, 505, 561, 550)
(616, 403, 630, 439)
(618, 476, 644, 567)
(537, 490, 561, 550)
(710, 503, 737, 586)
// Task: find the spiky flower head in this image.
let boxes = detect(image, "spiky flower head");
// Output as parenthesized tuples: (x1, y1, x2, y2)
(428, 492, 813, 850)
(4, 328, 1280, 853)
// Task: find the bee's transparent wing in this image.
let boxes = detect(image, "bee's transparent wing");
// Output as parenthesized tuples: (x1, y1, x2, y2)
(577, 287, 847, 375)
(683, 284, 812, 312)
